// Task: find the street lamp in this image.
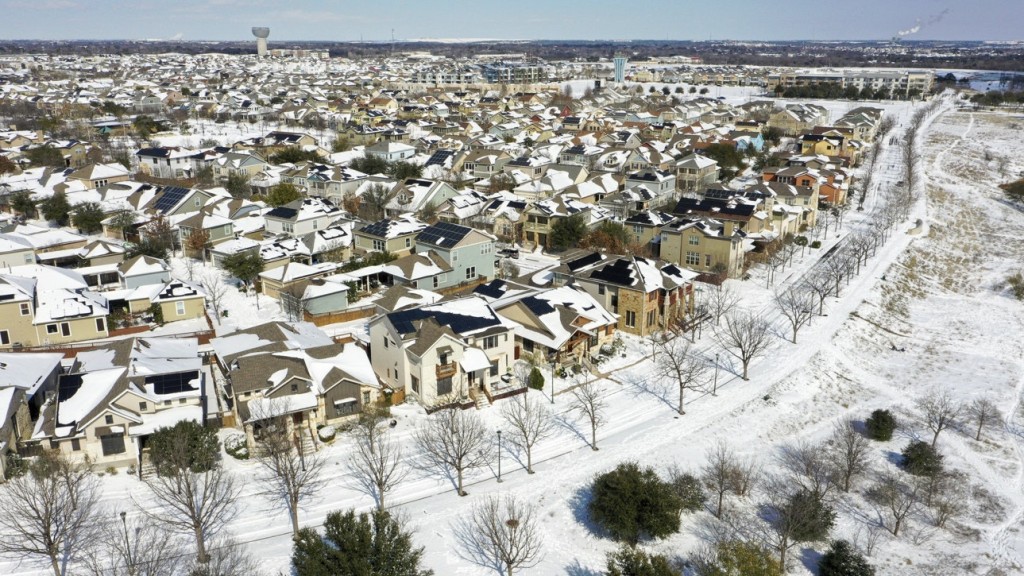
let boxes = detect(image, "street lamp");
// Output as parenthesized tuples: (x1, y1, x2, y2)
(712, 353, 720, 396)
(496, 430, 503, 483)
(120, 511, 135, 576)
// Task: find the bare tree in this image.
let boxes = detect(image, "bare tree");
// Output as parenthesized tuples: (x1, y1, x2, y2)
(656, 336, 708, 415)
(774, 285, 814, 343)
(82, 513, 184, 576)
(928, 471, 967, 528)
(201, 271, 229, 320)
(702, 442, 737, 518)
(414, 407, 492, 496)
(500, 392, 555, 473)
(186, 536, 265, 576)
(704, 283, 740, 326)
(0, 452, 102, 576)
(279, 284, 306, 323)
(968, 397, 1002, 441)
(803, 269, 834, 315)
(249, 402, 326, 538)
(820, 251, 851, 297)
(715, 311, 773, 380)
(142, 459, 239, 563)
(570, 378, 606, 450)
(917, 390, 962, 448)
(778, 440, 836, 501)
(351, 407, 408, 510)
(730, 455, 761, 498)
(825, 419, 872, 492)
(869, 472, 921, 536)
(457, 494, 543, 576)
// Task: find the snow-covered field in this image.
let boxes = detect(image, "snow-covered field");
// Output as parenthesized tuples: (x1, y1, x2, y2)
(4, 100, 1024, 576)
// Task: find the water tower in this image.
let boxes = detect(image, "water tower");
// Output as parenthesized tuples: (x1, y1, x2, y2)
(613, 53, 627, 84)
(252, 27, 270, 57)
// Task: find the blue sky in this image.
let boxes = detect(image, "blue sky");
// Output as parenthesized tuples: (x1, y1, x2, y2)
(1, 0, 1019, 42)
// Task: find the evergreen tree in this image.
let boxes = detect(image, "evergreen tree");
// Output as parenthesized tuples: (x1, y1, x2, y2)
(606, 545, 679, 576)
(269, 147, 319, 164)
(550, 213, 587, 251)
(589, 462, 684, 546)
(292, 509, 432, 576)
(25, 145, 65, 168)
(41, 190, 72, 226)
(10, 190, 37, 218)
(72, 201, 105, 234)
(901, 441, 944, 477)
(865, 409, 897, 441)
(697, 540, 782, 576)
(818, 540, 875, 576)
(148, 420, 219, 476)
(266, 182, 302, 207)
(221, 251, 265, 291)
(528, 367, 545, 390)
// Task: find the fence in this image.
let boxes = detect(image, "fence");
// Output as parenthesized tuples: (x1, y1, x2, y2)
(303, 304, 376, 327)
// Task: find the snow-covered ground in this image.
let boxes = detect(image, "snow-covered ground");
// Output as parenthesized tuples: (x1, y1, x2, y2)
(4, 98, 1024, 576)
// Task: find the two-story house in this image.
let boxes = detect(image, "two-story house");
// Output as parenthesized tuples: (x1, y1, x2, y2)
(368, 296, 515, 407)
(659, 216, 747, 278)
(414, 221, 496, 289)
(265, 196, 342, 238)
(354, 214, 428, 257)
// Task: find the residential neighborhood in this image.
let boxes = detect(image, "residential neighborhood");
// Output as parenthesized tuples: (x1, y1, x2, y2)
(0, 17, 1021, 576)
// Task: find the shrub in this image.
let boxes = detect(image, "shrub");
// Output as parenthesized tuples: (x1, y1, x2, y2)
(588, 461, 684, 546)
(819, 539, 876, 576)
(148, 420, 220, 474)
(1007, 272, 1024, 300)
(810, 240, 822, 249)
(668, 469, 706, 513)
(527, 367, 545, 390)
(699, 540, 782, 576)
(317, 425, 336, 443)
(901, 441, 943, 477)
(105, 466, 118, 475)
(127, 464, 137, 477)
(4, 452, 27, 479)
(224, 434, 249, 460)
(865, 409, 897, 441)
(148, 302, 165, 325)
(606, 544, 679, 576)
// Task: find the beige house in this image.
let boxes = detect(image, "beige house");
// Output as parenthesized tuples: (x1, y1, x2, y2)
(353, 215, 427, 256)
(659, 217, 747, 278)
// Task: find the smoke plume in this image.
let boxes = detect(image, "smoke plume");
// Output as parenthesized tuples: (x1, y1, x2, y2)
(897, 8, 950, 37)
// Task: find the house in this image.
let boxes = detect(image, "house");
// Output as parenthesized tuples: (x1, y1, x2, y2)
(768, 104, 830, 136)
(65, 163, 131, 189)
(176, 211, 235, 258)
(624, 169, 677, 208)
(135, 147, 199, 180)
(264, 196, 342, 238)
(354, 215, 427, 256)
(368, 295, 516, 407)
(212, 151, 268, 183)
(0, 386, 31, 479)
(127, 280, 207, 322)
(0, 265, 110, 348)
(31, 337, 206, 468)
(117, 255, 172, 290)
(365, 141, 416, 162)
(384, 178, 459, 219)
(623, 210, 676, 251)
(480, 281, 618, 366)
(0, 234, 36, 267)
(414, 221, 496, 289)
(259, 261, 339, 300)
(381, 250, 453, 291)
(675, 153, 720, 193)
(659, 216, 747, 278)
(211, 322, 381, 446)
(551, 252, 695, 337)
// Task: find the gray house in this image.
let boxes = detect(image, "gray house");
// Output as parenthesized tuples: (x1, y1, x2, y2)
(414, 222, 496, 290)
(117, 255, 172, 290)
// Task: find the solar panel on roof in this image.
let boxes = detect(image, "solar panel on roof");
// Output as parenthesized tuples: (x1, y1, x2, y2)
(147, 371, 199, 396)
(153, 186, 191, 213)
(425, 150, 454, 167)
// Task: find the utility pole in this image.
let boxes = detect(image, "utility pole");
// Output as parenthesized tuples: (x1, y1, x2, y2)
(496, 430, 503, 483)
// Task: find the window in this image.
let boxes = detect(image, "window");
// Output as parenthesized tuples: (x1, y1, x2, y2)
(433, 276, 440, 289)
(96, 318, 105, 333)
(688, 235, 700, 246)
(362, 391, 371, 405)
(372, 239, 385, 251)
(598, 284, 605, 295)
(436, 377, 453, 396)
(480, 243, 492, 255)
(100, 433, 125, 456)
(179, 398, 187, 404)
(0, 331, 8, 346)
(625, 310, 636, 328)
(19, 302, 30, 316)
(705, 254, 713, 267)
(465, 266, 476, 280)
(685, 252, 700, 266)
(291, 383, 298, 392)
(139, 402, 147, 411)
(60, 323, 71, 337)
(489, 361, 499, 378)
(23, 253, 32, 264)
(411, 376, 419, 393)
(223, 224, 232, 235)
(312, 221, 318, 230)
(194, 197, 201, 207)
(405, 237, 411, 248)
(105, 415, 114, 425)
(647, 310, 656, 327)
(439, 352, 449, 365)
(176, 301, 186, 316)
(482, 335, 498, 349)
(70, 438, 80, 451)
(46, 324, 58, 335)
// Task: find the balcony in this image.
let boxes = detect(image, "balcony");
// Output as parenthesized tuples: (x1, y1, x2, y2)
(436, 362, 457, 380)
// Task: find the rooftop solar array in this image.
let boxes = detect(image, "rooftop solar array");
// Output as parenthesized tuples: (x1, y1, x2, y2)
(416, 221, 472, 249)
(153, 186, 191, 214)
(425, 150, 455, 167)
(388, 305, 500, 336)
(589, 258, 636, 287)
(146, 371, 200, 396)
(566, 251, 603, 272)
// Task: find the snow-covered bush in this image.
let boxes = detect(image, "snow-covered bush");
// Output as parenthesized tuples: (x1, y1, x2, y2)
(317, 425, 336, 443)
(224, 434, 249, 460)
